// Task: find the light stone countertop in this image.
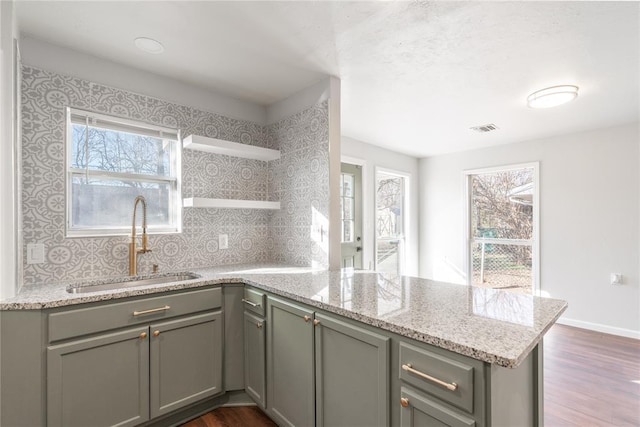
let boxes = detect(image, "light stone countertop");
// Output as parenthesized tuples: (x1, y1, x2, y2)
(0, 263, 567, 368)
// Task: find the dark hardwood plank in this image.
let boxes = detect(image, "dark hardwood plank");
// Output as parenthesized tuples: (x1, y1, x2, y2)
(181, 406, 276, 427)
(544, 324, 640, 426)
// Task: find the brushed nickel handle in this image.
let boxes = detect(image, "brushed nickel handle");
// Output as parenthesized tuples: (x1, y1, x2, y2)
(400, 397, 410, 408)
(133, 305, 170, 316)
(402, 364, 458, 391)
(139, 332, 147, 339)
(242, 299, 261, 308)
(256, 322, 263, 329)
(153, 330, 160, 337)
(304, 315, 311, 323)
(313, 319, 321, 326)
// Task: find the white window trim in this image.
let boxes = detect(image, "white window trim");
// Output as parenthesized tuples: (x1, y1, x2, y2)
(374, 166, 411, 275)
(462, 162, 540, 291)
(65, 108, 182, 237)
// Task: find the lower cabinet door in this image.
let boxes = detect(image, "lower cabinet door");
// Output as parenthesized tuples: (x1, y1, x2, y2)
(267, 297, 315, 427)
(244, 311, 266, 408)
(47, 327, 150, 427)
(315, 313, 390, 427)
(400, 386, 476, 427)
(149, 311, 223, 418)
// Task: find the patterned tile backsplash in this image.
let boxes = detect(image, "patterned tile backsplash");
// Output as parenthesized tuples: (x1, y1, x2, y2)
(21, 65, 329, 285)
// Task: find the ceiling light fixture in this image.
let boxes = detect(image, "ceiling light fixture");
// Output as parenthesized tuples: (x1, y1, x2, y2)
(134, 37, 164, 55)
(527, 85, 579, 109)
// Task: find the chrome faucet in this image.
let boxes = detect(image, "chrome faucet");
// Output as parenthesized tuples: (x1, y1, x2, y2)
(129, 195, 152, 276)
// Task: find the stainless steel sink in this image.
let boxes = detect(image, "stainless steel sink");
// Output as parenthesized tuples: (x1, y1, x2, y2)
(66, 273, 201, 294)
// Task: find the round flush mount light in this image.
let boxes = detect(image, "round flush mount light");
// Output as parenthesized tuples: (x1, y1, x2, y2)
(527, 85, 579, 109)
(134, 37, 164, 54)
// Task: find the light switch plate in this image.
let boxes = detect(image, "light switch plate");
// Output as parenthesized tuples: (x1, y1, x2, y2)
(219, 234, 228, 250)
(27, 243, 45, 264)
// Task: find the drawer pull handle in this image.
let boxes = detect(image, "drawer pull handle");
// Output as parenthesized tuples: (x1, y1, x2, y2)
(133, 305, 171, 316)
(402, 363, 458, 391)
(242, 299, 261, 308)
(400, 397, 410, 408)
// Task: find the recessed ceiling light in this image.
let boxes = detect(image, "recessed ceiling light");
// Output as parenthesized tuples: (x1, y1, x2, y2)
(134, 37, 164, 55)
(527, 85, 579, 109)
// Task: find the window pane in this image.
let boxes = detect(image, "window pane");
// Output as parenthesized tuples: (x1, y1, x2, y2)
(342, 220, 354, 243)
(471, 169, 533, 240)
(343, 197, 353, 220)
(71, 123, 172, 177)
(376, 173, 403, 238)
(376, 239, 402, 277)
(71, 176, 171, 228)
(471, 242, 532, 290)
(343, 174, 354, 197)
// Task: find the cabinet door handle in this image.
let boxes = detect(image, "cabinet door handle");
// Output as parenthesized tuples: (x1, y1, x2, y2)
(256, 322, 263, 329)
(133, 305, 170, 316)
(401, 364, 458, 391)
(153, 330, 160, 337)
(139, 332, 147, 339)
(303, 315, 311, 323)
(242, 299, 261, 308)
(400, 397, 410, 408)
(313, 319, 321, 326)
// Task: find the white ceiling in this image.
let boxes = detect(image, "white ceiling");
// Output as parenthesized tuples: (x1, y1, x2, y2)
(16, 1, 640, 157)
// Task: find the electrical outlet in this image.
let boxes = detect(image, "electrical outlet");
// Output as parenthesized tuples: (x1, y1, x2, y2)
(27, 243, 45, 264)
(219, 234, 228, 250)
(610, 273, 623, 285)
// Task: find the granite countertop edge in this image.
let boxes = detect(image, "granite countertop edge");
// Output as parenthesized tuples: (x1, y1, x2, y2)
(0, 264, 568, 369)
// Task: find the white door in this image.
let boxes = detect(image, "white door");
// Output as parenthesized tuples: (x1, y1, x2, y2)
(340, 163, 363, 269)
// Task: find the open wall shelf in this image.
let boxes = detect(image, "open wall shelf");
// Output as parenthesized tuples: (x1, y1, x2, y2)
(183, 134, 280, 161)
(183, 197, 280, 210)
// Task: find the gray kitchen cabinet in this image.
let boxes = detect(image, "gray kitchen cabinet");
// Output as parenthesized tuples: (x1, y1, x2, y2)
(47, 326, 150, 427)
(150, 311, 223, 418)
(266, 296, 315, 427)
(244, 310, 266, 408)
(46, 287, 224, 427)
(314, 312, 390, 427)
(400, 386, 475, 427)
(265, 296, 390, 427)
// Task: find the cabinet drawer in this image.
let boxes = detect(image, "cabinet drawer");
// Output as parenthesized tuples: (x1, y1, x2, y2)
(400, 386, 475, 427)
(242, 287, 266, 316)
(399, 342, 475, 413)
(49, 287, 221, 342)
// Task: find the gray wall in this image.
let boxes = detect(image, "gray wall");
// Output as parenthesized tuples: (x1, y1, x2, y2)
(419, 123, 640, 337)
(20, 65, 329, 285)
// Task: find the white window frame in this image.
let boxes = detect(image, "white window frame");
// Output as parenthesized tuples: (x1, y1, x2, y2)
(374, 166, 410, 275)
(65, 108, 182, 237)
(463, 162, 540, 291)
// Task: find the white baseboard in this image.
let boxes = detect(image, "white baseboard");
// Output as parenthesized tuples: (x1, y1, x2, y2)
(557, 317, 640, 339)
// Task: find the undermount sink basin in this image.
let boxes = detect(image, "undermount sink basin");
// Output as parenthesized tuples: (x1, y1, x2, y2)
(66, 273, 201, 294)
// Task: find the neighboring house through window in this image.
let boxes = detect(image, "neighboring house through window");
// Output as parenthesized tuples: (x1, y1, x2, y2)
(66, 108, 181, 236)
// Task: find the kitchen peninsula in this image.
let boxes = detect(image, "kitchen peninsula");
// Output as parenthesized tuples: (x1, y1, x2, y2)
(1, 264, 567, 427)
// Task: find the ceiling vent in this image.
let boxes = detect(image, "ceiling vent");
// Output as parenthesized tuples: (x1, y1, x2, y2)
(470, 123, 499, 133)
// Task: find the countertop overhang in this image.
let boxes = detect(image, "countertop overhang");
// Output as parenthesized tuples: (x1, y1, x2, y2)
(0, 264, 567, 368)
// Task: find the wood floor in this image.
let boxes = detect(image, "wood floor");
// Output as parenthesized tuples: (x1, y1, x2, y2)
(182, 324, 639, 426)
(544, 324, 640, 426)
(181, 406, 276, 427)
